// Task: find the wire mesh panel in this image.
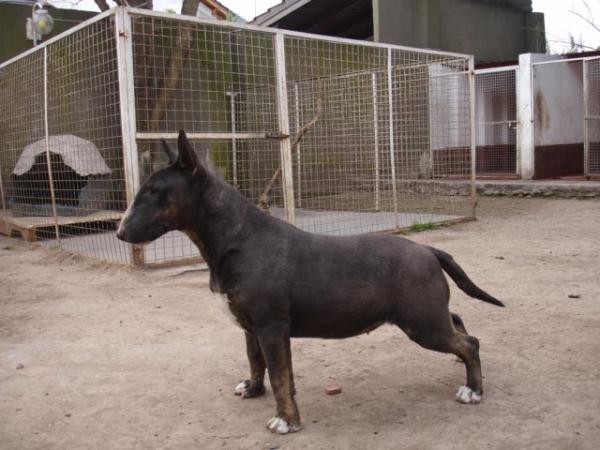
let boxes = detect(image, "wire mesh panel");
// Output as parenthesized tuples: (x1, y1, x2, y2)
(283, 37, 473, 236)
(0, 14, 129, 265)
(474, 68, 517, 176)
(586, 58, 600, 176)
(45, 15, 129, 264)
(129, 12, 282, 265)
(395, 57, 472, 224)
(284, 37, 391, 235)
(0, 49, 46, 241)
(0, 7, 475, 266)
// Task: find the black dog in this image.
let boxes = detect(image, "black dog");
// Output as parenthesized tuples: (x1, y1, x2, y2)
(117, 130, 504, 434)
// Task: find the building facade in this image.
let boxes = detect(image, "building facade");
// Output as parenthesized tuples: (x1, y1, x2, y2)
(252, 0, 546, 63)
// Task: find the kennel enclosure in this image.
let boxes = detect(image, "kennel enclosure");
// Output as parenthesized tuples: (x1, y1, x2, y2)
(477, 54, 600, 180)
(0, 7, 476, 267)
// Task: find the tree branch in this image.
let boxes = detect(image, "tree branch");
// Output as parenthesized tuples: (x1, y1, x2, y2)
(258, 96, 323, 212)
(570, 9, 600, 35)
(146, 0, 199, 131)
(93, 0, 111, 11)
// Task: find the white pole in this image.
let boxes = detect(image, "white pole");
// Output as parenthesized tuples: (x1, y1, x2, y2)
(116, 8, 143, 266)
(294, 82, 302, 208)
(513, 67, 521, 177)
(516, 54, 535, 179)
(226, 91, 238, 187)
(0, 156, 6, 211)
(386, 48, 399, 228)
(428, 73, 434, 179)
(274, 32, 295, 224)
(468, 56, 477, 217)
(583, 60, 590, 178)
(43, 46, 61, 244)
(372, 72, 380, 211)
(31, 3, 37, 47)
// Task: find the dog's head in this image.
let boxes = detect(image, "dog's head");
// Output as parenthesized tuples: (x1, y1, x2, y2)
(116, 130, 207, 244)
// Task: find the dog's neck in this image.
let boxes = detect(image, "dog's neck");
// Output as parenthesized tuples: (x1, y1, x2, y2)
(182, 173, 261, 290)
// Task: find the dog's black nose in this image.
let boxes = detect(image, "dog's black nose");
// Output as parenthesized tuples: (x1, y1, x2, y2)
(116, 220, 129, 241)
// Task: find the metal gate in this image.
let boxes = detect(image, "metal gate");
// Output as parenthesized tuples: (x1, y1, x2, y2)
(584, 57, 600, 177)
(474, 67, 518, 176)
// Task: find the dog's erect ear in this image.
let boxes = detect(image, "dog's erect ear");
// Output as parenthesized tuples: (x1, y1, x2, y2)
(177, 130, 205, 177)
(161, 139, 177, 165)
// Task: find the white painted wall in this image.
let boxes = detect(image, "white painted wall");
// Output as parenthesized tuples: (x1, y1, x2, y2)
(533, 60, 584, 146)
(517, 53, 559, 179)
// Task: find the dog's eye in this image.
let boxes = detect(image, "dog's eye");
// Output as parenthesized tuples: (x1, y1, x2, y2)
(148, 187, 159, 195)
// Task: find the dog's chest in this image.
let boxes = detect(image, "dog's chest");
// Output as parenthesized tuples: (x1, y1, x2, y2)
(213, 293, 244, 330)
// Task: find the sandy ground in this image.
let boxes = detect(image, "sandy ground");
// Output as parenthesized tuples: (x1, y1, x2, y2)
(1, 197, 599, 450)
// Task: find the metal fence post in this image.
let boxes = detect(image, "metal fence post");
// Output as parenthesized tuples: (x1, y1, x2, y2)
(515, 66, 522, 178)
(294, 82, 302, 208)
(116, 8, 143, 266)
(0, 155, 6, 212)
(372, 72, 380, 211)
(468, 56, 477, 217)
(583, 59, 590, 178)
(386, 48, 399, 228)
(226, 91, 239, 187)
(43, 46, 61, 245)
(274, 32, 295, 225)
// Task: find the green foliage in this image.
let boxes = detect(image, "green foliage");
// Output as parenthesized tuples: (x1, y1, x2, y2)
(409, 222, 438, 233)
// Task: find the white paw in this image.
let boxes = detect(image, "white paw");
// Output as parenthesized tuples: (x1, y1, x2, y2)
(266, 416, 301, 434)
(234, 380, 248, 396)
(455, 385, 482, 404)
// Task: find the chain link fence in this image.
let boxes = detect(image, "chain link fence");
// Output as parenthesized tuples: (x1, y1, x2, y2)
(0, 7, 475, 267)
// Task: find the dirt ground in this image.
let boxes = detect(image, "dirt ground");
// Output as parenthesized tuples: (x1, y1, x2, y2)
(1, 197, 599, 450)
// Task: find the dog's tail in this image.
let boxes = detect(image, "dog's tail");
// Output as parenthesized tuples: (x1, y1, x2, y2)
(428, 246, 505, 307)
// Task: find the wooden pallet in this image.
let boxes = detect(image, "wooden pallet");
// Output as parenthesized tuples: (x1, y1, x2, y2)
(0, 210, 123, 242)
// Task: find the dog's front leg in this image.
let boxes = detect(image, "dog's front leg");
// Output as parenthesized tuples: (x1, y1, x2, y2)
(258, 328, 301, 434)
(234, 332, 267, 398)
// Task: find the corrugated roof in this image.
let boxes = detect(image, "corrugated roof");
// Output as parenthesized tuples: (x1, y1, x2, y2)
(252, 0, 308, 26)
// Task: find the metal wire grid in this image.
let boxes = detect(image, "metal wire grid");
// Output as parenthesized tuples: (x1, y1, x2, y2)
(129, 14, 282, 264)
(131, 15, 278, 135)
(284, 37, 391, 235)
(474, 69, 517, 175)
(419, 62, 473, 220)
(45, 17, 130, 264)
(586, 58, 600, 176)
(0, 8, 475, 266)
(282, 37, 472, 235)
(0, 15, 129, 263)
(0, 49, 46, 238)
(0, 18, 128, 268)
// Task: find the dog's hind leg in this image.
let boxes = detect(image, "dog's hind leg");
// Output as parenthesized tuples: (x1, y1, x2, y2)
(258, 328, 301, 434)
(450, 333, 483, 404)
(451, 313, 468, 335)
(234, 332, 267, 399)
(398, 315, 483, 404)
(450, 312, 469, 363)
